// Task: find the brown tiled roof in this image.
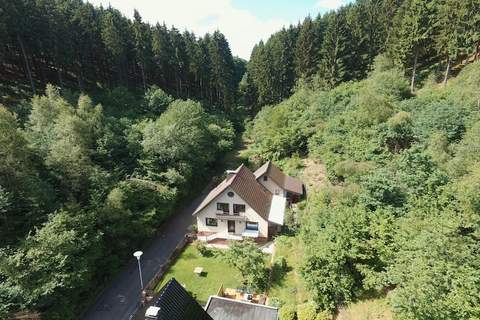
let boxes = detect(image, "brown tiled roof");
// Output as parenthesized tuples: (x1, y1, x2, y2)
(193, 164, 272, 220)
(254, 161, 304, 195)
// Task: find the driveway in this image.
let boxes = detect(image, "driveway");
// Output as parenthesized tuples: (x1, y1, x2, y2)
(81, 190, 209, 320)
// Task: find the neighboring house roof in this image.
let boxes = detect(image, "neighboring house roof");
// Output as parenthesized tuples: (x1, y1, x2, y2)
(193, 164, 272, 220)
(254, 161, 304, 195)
(152, 278, 213, 320)
(205, 296, 279, 320)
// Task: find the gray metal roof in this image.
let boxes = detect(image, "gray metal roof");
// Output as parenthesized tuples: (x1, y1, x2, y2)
(205, 296, 278, 320)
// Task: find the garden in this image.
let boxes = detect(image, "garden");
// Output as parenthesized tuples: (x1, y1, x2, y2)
(154, 243, 243, 305)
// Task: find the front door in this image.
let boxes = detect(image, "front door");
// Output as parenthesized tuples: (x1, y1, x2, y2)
(228, 220, 235, 233)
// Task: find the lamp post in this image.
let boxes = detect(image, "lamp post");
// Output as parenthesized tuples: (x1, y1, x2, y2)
(133, 251, 144, 290)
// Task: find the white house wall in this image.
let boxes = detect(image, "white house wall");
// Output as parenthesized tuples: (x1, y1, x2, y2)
(196, 187, 269, 238)
(258, 174, 286, 197)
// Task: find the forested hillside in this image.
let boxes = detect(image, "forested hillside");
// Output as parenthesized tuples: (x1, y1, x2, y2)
(243, 0, 480, 111)
(0, 0, 244, 111)
(245, 56, 480, 319)
(1, 0, 480, 319)
(0, 1, 243, 318)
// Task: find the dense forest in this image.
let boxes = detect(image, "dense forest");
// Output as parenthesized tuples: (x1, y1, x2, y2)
(1, 0, 480, 319)
(0, 0, 244, 111)
(241, 0, 480, 319)
(0, 1, 241, 318)
(243, 0, 480, 111)
(246, 54, 480, 320)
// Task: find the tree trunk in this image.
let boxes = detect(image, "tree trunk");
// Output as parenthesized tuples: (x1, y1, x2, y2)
(17, 34, 35, 94)
(410, 51, 418, 93)
(54, 47, 63, 87)
(443, 57, 450, 88)
(77, 62, 85, 92)
(140, 64, 147, 93)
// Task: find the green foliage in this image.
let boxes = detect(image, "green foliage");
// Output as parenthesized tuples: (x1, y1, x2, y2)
(0, 209, 101, 318)
(0, 104, 52, 244)
(314, 310, 332, 320)
(300, 202, 376, 311)
(0, 83, 236, 317)
(141, 99, 234, 185)
(221, 240, 268, 292)
(297, 302, 318, 320)
(279, 304, 297, 320)
(247, 41, 480, 317)
(1, 2, 242, 111)
(413, 98, 470, 143)
(274, 256, 288, 272)
(144, 86, 173, 116)
(388, 206, 480, 320)
(193, 240, 210, 257)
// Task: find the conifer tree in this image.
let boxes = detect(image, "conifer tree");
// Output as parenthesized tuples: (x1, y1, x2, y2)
(295, 16, 322, 81)
(132, 10, 152, 92)
(388, 0, 436, 92)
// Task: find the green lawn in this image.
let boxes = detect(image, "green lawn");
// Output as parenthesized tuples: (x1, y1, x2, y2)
(268, 235, 311, 306)
(154, 244, 243, 305)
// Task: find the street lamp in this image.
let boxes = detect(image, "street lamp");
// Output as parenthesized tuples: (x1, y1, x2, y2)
(133, 251, 144, 290)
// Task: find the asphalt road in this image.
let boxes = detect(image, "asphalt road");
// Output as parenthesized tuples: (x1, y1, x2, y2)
(81, 191, 208, 320)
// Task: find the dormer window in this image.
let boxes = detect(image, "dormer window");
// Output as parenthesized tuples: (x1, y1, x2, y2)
(263, 175, 268, 181)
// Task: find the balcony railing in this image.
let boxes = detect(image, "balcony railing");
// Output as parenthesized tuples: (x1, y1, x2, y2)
(215, 212, 247, 221)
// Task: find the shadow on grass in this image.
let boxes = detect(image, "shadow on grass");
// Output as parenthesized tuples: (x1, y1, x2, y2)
(270, 263, 293, 288)
(200, 250, 216, 258)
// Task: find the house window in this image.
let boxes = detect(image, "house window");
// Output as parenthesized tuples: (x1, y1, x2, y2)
(263, 175, 268, 181)
(245, 221, 258, 231)
(205, 218, 218, 226)
(227, 191, 234, 197)
(233, 204, 245, 215)
(217, 202, 229, 213)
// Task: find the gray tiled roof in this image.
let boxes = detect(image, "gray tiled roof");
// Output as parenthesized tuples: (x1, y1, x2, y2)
(205, 296, 279, 320)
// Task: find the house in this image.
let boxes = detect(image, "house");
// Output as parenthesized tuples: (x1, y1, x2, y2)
(193, 162, 303, 242)
(145, 278, 279, 320)
(254, 161, 304, 203)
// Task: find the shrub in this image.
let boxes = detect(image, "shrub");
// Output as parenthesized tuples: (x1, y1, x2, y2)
(315, 310, 332, 320)
(297, 302, 318, 320)
(274, 256, 288, 272)
(279, 304, 297, 320)
(268, 297, 284, 308)
(193, 240, 209, 256)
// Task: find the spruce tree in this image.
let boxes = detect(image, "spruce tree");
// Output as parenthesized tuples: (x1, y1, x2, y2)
(295, 16, 322, 81)
(388, 0, 436, 92)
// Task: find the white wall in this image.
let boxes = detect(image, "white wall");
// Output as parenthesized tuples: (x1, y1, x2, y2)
(196, 187, 269, 238)
(257, 174, 286, 197)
